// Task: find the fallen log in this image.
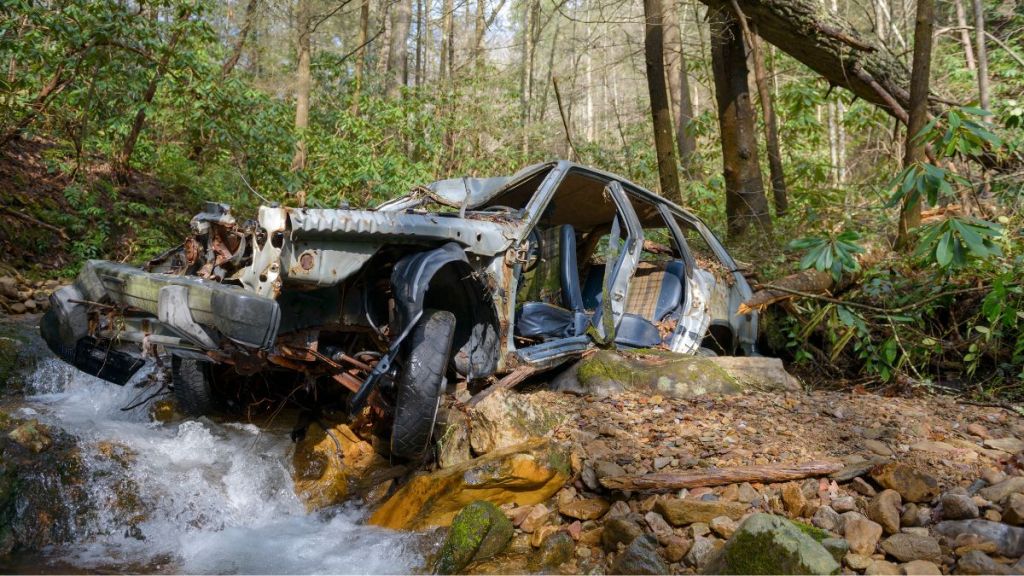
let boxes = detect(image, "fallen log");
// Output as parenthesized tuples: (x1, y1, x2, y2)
(466, 365, 541, 407)
(600, 461, 844, 492)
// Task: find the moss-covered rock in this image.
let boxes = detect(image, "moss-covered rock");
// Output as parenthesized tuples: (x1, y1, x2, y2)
(433, 501, 514, 575)
(575, 350, 799, 399)
(0, 336, 23, 390)
(529, 530, 575, 572)
(704, 513, 841, 575)
(612, 535, 670, 575)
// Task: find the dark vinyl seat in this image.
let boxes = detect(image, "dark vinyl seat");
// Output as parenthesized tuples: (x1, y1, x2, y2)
(515, 225, 588, 339)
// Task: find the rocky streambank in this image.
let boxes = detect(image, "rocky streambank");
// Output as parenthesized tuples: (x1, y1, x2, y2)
(287, 349, 1024, 574)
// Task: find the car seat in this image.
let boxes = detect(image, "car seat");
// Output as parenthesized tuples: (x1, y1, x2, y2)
(515, 225, 587, 339)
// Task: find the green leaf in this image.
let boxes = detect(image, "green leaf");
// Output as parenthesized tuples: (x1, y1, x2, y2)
(936, 231, 954, 267)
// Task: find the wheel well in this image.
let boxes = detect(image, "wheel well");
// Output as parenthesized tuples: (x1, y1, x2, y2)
(422, 261, 500, 379)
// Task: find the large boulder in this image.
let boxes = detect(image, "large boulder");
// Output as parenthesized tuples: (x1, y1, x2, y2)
(468, 389, 567, 455)
(704, 513, 841, 575)
(291, 423, 389, 511)
(369, 438, 571, 530)
(934, 519, 1024, 557)
(433, 501, 514, 574)
(574, 350, 799, 399)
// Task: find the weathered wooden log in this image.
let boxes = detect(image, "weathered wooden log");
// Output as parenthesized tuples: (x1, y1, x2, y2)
(600, 461, 844, 491)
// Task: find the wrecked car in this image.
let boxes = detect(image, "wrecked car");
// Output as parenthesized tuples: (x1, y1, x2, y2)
(41, 161, 758, 459)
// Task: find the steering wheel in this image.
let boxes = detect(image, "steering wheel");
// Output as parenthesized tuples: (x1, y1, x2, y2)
(520, 227, 542, 273)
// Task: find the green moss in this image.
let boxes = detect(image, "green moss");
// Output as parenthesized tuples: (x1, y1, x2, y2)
(706, 514, 840, 575)
(793, 520, 830, 543)
(434, 501, 513, 575)
(577, 351, 638, 389)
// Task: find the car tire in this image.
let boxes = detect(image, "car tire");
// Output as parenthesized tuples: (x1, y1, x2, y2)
(171, 356, 216, 416)
(391, 308, 456, 461)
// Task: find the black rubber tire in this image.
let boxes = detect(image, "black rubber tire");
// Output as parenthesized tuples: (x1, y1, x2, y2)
(171, 356, 216, 416)
(391, 309, 456, 460)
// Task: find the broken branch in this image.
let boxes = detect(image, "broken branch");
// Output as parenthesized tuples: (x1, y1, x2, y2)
(600, 461, 844, 492)
(0, 206, 70, 240)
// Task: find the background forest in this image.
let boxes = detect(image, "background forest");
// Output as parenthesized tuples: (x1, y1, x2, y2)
(0, 0, 1022, 395)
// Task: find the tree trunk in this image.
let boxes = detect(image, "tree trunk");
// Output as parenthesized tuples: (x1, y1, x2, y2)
(699, 0, 914, 124)
(664, 0, 698, 175)
(735, 9, 787, 215)
(896, 0, 935, 248)
(519, 0, 537, 155)
(114, 12, 190, 182)
(440, 0, 454, 81)
(290, 0, 312, 200)
(643, 0, 683, 203)
(414, 0, 424, 85)
(386, 0, 412, 98)
(710, 9, 771, 238)
(972, 0, 989, 110)
(221, 0, 260, 77)
(954, 0, 977, 71)
(350, 0, 370, 115)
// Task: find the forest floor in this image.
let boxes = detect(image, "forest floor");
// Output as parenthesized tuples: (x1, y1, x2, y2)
(0, 138, 196, 277)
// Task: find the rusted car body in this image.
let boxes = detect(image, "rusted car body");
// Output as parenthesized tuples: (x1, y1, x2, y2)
(41, 161, 758, 458)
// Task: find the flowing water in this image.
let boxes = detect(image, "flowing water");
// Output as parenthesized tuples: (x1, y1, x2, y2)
(0, 320, 431, 574)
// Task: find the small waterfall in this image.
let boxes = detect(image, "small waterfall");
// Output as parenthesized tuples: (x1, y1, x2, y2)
(4, 353, 428, 574)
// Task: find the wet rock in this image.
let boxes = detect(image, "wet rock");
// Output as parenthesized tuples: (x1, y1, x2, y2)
(7, 420, 52, 453)
(149, 399, 180, 423)
(575, 350, 798, 400)
(978, 476, 1024, 504)
(870, 463, 940, 503)
(1002, 493, 1024, 526)
(559, 498, 609, 521)
(684, 536, 719, 570)
(934, 519, 1024, 557)
(654, 497, 747, 526)
(434, 501, 514, 574)
(468, 389, 567, 455)
(611, 535, 669, 575)
(530, 530, 574, 571)
(901, 559, 941, 575)
(865, 559, 901, 575)
(369, 439, 570, 530)
(941, 493, 980, 520)
(843, 514, 883, 555)
(292, 423, 387, 511)
(955, 549, 1015, 575)
(602, 517, 645, 550)
(812, 505, 842, 532)
(704, 513, 840, 575)
(880, 533, 941, 562)
(868, 490, 903, 535)
(0, 337, 23, 388)
(821, 537, 849, 563)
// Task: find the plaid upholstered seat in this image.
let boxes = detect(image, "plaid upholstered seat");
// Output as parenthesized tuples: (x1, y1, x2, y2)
(624, 262, 683, 322)
(518, 226, 570, 306)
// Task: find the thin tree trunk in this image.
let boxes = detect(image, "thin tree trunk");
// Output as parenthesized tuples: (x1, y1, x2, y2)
(114, 12, 190, 182)
(643, 0, 683, 202)
(896, 0, 935, 248)
(221, 0, 260, 77)
(710, 8, 771, 238)
(972, 0, 989, 110)
(386, 0, 412, 98)
(519, 0, 537, 155)
(664, 0, 698, 175)
(291, 0, 312, 200)
(440, 0, 454, 81)
(350, 0, 370, 115)
(0, 65, 71, 149)
(734, 8, 788, 215)
(414, 0, 423, 85)
(954, 0, 976, 71)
